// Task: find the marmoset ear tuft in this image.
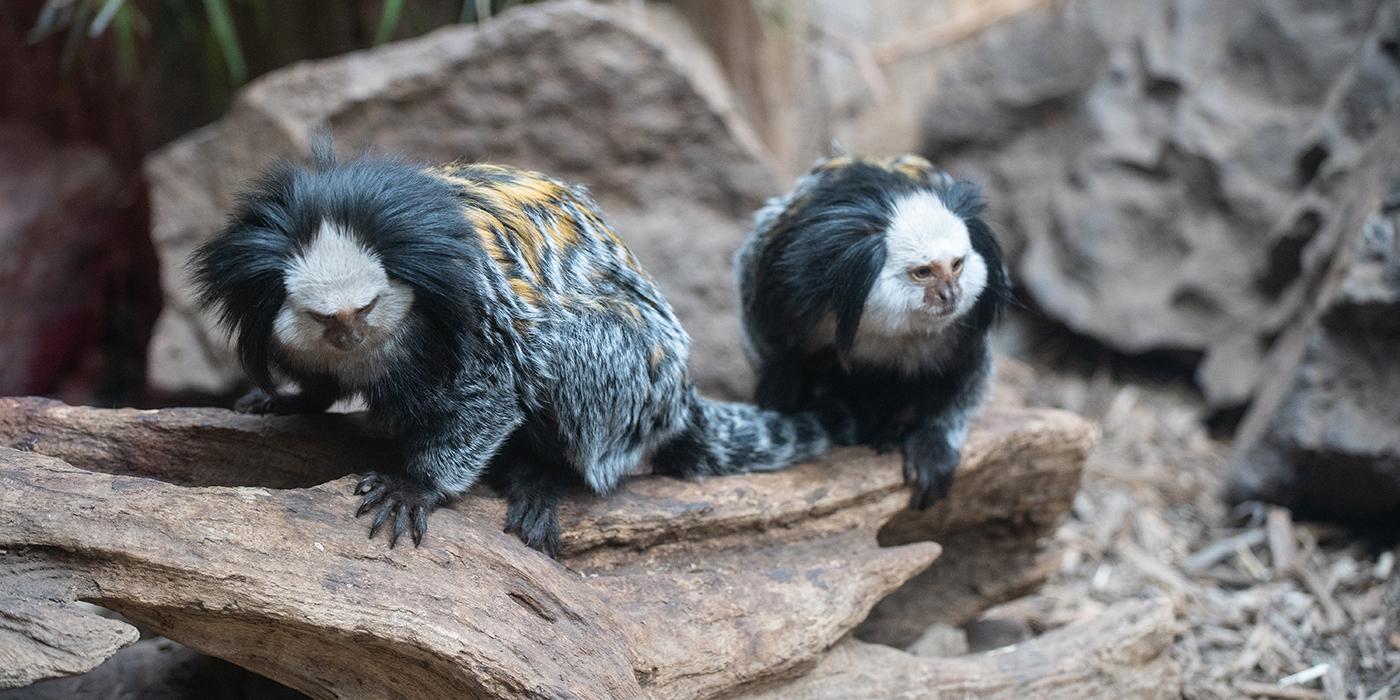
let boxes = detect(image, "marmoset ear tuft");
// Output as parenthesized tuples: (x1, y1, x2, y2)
(309, 129, 337, 171)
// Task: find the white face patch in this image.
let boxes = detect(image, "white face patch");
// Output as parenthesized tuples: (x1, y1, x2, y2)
(854, 191, 989, 369)
(284, 220, 387, 314)
(273, 220, 415, 385)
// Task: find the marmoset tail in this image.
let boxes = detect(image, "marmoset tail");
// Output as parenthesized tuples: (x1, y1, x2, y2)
(735, 154, 1011, 509)
(190, 138, 843, 556)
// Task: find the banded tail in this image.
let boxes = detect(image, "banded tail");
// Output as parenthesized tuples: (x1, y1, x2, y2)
(653, 389, 854, 477)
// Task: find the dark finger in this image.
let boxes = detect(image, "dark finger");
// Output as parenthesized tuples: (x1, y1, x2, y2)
(356, 485, 386, 516)
(388, 504, 410, 548)
(369, 501, 397, 540)
(911, 472, 933, 510)
(354, 473, 382, 495)
(411, 506, 428, 547)
(911, 486, 931, 511)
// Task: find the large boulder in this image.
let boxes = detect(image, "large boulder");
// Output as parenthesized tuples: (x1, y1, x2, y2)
(921, 0, 1400, 408)
(1230, 176, 1400, 523)
(144, 0, 775, 401)
(654, 0, 1032, 180)
(0, 124, 155, 402)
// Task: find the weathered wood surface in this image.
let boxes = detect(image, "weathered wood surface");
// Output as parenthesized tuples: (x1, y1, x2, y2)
(0, 584, 137, 690)
(0, 398, 1094, 698)
(741, 598, 1180, 699)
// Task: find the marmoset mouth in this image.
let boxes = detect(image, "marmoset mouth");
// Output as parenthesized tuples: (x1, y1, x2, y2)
(321, 330, 375, 352)
(920, 303, 959, 318)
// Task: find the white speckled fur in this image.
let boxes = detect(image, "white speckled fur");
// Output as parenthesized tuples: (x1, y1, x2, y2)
(737, 167, 824, 366)
(274, 220, 415, 386)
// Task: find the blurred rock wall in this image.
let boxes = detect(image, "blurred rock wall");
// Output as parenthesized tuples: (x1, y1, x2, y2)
(1230, 157, 1400, 522)
(921, 0, 1398, 409)
(0, 3, 161, 405)
(0, 127, 139, 399)
(658, 0, 1038, 180)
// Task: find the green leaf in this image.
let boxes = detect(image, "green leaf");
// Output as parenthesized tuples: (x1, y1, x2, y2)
(89, 0, 126, 37)
(375, 0, 405, 45)
(202, 0, 246, 84)
(29, 0, 66, 42)
(111, 3, 139, 83)
(60, 0, 96, 71)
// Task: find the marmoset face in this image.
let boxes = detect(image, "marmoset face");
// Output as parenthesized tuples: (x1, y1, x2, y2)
(273, 220, 415, 358)
(860, 191, 989, 336)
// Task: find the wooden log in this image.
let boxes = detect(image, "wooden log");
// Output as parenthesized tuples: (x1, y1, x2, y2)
(0, 399, 1093, 697)
(858, 406, 1091, 646)
(740, 598, 1181, 699)
(0, 397, 386, 488)
(0, 570, 138, 690)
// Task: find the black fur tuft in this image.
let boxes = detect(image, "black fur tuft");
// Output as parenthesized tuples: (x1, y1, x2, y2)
(309, 130, 337, 171)
(750, 163, 939, 359)
(189, 151, 488, 393)
(653, 388, 848, 478)
(937, 178, 1013, 331)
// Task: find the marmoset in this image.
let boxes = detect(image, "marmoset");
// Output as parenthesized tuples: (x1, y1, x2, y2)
(735, 154, 1011, 509)
(191, 139, 844, 555)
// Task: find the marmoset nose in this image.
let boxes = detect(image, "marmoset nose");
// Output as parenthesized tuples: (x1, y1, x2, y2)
(324, 322, 364, 350)
(913, 257, 964, 313)
(321, 305, 371, 350)
(924, 283, 961, 310)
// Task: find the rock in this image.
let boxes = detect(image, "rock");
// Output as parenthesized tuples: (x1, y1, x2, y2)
(1230, 172, 1400, 523)
(656, 1, 1060, 179)
(0, 124, 155, 402)
(0, 398, 1093, 697)
(905, 624, 968, 658)
(922, 0, 1400, 408)
(963, 617, 1033, 653)
(0, 637, 305, 700)
(144, 0, 777, 402)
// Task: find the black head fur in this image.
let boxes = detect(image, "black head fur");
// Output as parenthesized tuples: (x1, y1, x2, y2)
(936, 178, 1012, 335)
(189, 145, 489, 391)
(755, 162, 1011, 358)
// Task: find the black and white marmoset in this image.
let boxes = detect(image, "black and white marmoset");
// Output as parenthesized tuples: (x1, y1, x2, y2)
(735, 154, 1011, 510)
(190, 140, 844, 555)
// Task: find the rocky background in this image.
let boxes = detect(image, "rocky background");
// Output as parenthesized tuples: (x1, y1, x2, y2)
(2, 0, 1399, 698)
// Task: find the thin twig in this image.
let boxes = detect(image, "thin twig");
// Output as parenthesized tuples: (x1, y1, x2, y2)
(1185, 529, 1266, 572)
(1236, 681, 1325, 699)
(1267, 508, 1297, 578)
(873, 0, 1057, 64)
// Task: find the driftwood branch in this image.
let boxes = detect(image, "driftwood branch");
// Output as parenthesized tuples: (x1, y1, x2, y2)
(0, 578, 137, 689)
(0, 398, 1096, 698)
(741, 598, 1180, 699)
